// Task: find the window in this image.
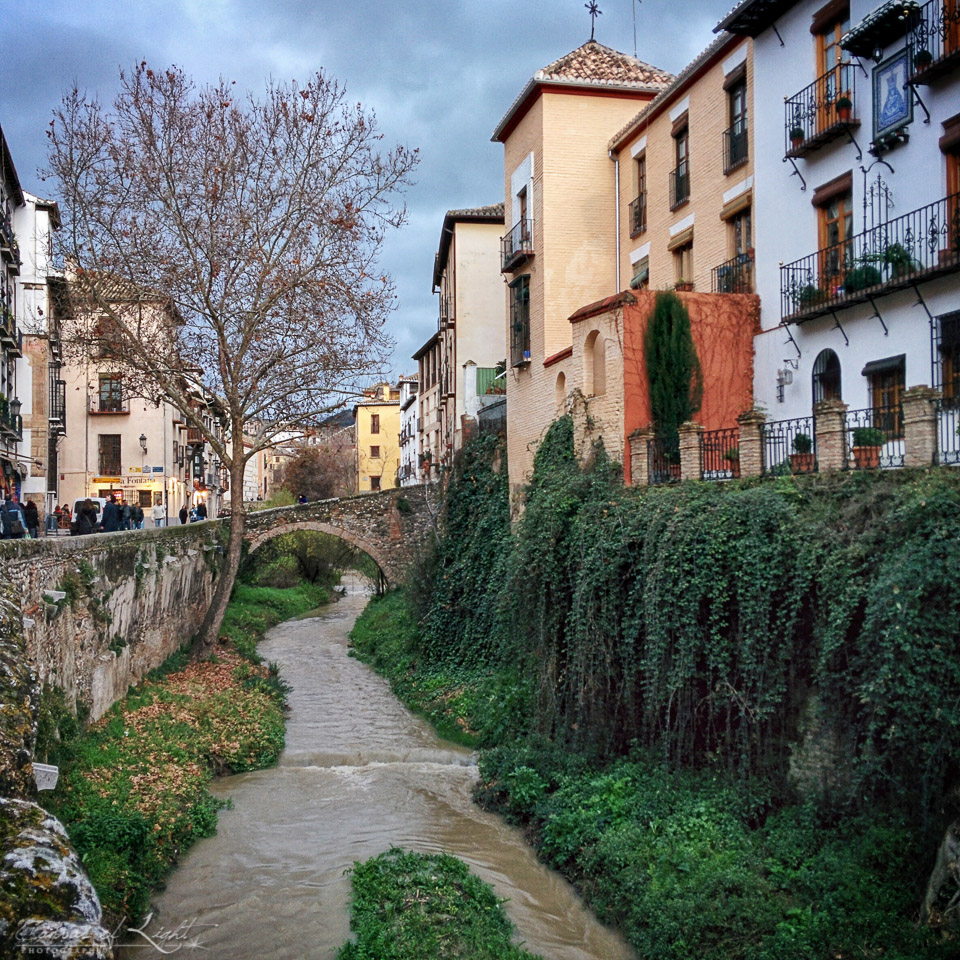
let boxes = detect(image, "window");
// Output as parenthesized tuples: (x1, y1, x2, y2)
(555, 372, 567, 413)
(948, 151, 959, 252)
(674, 242, 694, 286)
(98, 434, 121, 476)
(584, 331, 606, 397)
(812, 349, 842, 403)
(934, 312, 960, 404)
(630, 256, 650, 290)
(370, 445, 380, 459)
(509, 275, 530, 366)
(138, 491, 152, 508)
(370, 414, 380, 434)
(815, 3, 851, 132)
(818, 188, 853, 290)
(98, 374, 123, 412)
(370, 476, 381, 491)
(671, 126, 690, 209)
(630, 154, 647, 236)
(864, 355, 905, 437)
(726, 77, 749, 172)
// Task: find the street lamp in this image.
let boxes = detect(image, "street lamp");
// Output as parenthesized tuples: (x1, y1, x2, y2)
(10, 397, 21, 420)
(139, 433, 147, 453)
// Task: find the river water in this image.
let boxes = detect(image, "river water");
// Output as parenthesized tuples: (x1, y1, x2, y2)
(122, 578, 634, 959)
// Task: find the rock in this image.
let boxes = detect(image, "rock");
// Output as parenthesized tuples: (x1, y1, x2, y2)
(0, 798, 113, 958)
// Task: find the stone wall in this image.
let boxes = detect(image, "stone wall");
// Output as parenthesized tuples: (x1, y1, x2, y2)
(1, 523, 225, 723)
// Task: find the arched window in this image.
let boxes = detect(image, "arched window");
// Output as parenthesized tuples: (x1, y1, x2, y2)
(555, 371, 566, 412)
(812, 349, 842, 404)
(584, 330, 606, 397)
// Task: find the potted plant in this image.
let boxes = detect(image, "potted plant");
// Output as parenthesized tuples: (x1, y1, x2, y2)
(723, 447, 740, 478)
(789, 125, 805, 149)
(851, 425, 885, 469)
(843, 263, 883, 293)
(835, 95, 853, 122)
(796, 284, 825, 310)
(882, 242, 916, 278)
(914, 48, 933, 71)
(675, 278, 694, 292)
(790, 432, 815, 473)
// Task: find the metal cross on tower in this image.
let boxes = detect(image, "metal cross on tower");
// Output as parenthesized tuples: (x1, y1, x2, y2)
(586, 1, 602, 41)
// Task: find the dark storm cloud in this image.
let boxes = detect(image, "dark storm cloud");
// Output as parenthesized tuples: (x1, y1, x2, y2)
(0, 0, 734, 380)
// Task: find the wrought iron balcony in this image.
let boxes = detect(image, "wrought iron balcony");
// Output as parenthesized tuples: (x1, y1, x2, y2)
(49, 379, 67, 436)
(784, 62, 859, 158)
(723, 121, 749, 174)
(501, 219, 533, 272)
(669, 162, 690, 211)
(509, 292, 530, 367)
(909, 0, 960, 82)
(439, 294, 454, 328)
(781, 193, 960, 322)
(89, 396, 129, 414)
(629, 194, 647, 237)
(0, 410, 22, 442)
(712, 251, 755, 293)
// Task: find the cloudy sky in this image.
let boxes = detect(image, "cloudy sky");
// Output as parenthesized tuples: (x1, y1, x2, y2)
(2, 0, 734, 382)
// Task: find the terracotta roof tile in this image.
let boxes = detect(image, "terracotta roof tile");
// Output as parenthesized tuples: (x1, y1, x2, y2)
(444, 203, 505, 220)
(536, 39, 673, 88)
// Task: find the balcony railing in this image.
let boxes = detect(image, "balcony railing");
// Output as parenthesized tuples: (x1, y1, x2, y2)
(669, 162, 690, 210)
(0, 309, 18, 352)
(0, 217, 19, 270)
(701, 427, 740, 480)
(723, 121, 749, 174)
(629, 194, 647, 237)
(510, 289, 530, 368)
(501, 219, 533, 272)
(784, 62, 858, 158)
(761, 415, 817, 476)
(844, 405, 904, 470)
(937, 398, 960, 464)
(781, 193, 960, 322)
(648, 435, 681, 485)
(439, 295, 454, 328)
(186, 427, 204, 444)
(909, 0, 960, 83)
(712, 251, 755, 293)
(49, 379, 67, 436)
(89, 397, 129, 414)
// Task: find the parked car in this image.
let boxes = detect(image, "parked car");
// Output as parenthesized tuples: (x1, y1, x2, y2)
(70, 497, 108, 535)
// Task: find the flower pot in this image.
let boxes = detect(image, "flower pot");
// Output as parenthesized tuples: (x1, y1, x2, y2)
(837, 106, 851, 122)
(675, 281, 693, 292)
(790, 452, 815, 473)
(852, 445, 881, 469)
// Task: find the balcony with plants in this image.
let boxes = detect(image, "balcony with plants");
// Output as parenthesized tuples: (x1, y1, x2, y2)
(89, 395, 130, 414)
(784, 63, 859, 159)
(712, 250, 755, 293)
(908, 0, 960, 83)
(780, 192, 960, 322)
(0, 396, 22, 443)
(500, 219, 533, 272)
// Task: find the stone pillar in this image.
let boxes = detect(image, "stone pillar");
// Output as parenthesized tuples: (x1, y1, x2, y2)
(628, 426, 656, 486)
(901, 385, 940, 467)
(736, 408, 766, 478)
(813, 398, 849, 474)
(678, 421, 704, 482)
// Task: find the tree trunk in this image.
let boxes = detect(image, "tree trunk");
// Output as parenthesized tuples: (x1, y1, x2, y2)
(195, 457, 248, 652)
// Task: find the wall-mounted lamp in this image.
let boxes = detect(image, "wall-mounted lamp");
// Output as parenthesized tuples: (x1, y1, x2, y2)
(9, 397, 21, 420)
(873, 45, 884, 62)
(139, 433, 148, 453)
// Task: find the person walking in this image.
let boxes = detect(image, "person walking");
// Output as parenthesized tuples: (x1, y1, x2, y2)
(23, 500, 39, 540)
(1, 495, 27, 539)
(120, 499, 132, 531)
(178, 504, 188, 526)
(133, 503, 144, 529)
(195, 500, 207, 521)
(151, 501, 165, 527)
(102, 498, 120, 533)
(74, 499, 97, 536)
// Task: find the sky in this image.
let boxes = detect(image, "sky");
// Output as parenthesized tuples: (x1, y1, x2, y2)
(1, 0, 736, 384)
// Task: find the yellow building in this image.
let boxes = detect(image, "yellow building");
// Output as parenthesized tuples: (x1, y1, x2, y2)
(492, 39, 673, 509)
(354, 382, 400, 492)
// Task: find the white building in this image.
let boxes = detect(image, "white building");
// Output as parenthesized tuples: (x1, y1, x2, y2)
(719, 0, 960, 465)
(397, 374, 419, 486)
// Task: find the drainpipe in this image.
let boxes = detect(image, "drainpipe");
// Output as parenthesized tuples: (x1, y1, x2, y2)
(610, 150, 621, 293)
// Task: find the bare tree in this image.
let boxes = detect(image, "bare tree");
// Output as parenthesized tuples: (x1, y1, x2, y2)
(281, 443, 356, 501)
(46, 63, 418, 647)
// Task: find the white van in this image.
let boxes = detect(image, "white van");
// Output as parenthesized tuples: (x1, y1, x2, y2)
(72, 497, 108, 533)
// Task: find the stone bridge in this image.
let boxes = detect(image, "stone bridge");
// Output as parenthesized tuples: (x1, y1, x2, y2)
(242, 485, 436, 585)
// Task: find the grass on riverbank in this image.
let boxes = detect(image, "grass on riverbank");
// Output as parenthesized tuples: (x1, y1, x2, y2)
(39, 579, 332, 925)
(348, 590, 533, 748)
(337, 848, 543, 960)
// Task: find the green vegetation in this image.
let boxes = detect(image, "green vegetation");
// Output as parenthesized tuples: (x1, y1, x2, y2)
(337, 848, 542, 960)
(349, 421, 960, 957)
(38, 575, 333, 925)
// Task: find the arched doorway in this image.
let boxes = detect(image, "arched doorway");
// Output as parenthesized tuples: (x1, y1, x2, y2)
(812, 348, 842, 405)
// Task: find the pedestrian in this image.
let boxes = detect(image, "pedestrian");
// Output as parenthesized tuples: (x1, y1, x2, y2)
(178, 504, 188, 526)
(102, 498, 120, 532)
(23, 500, 39, 539)
(133, 503, 144, 529)
(120, 499, 132, 531)
(1, 495, 27, 539)
(60, 504, 71, 531)
(196, 500, 207, 520)
(75, 499, 97, 536)
(189, 506, 198, 523)
(151, 501, 165, 527)
(54, 504, 63, 533)
(298, 493, 307, 504)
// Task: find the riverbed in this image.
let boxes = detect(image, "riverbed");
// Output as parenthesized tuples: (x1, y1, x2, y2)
(120, 578, 634, 959)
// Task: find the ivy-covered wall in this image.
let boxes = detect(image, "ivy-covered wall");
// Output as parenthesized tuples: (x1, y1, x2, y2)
(417, 418, 960, 823)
